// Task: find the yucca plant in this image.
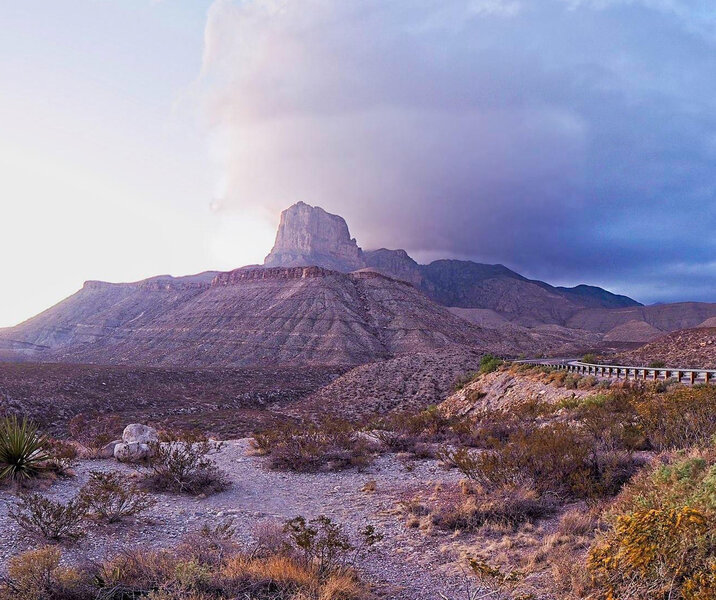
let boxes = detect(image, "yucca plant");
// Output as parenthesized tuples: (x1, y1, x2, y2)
(0, 415, 49, 480)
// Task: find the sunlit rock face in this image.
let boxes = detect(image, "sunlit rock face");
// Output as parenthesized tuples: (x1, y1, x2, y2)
(264, 202, 365, 272)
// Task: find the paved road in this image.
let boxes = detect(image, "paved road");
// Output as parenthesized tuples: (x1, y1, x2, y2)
(515, 358, 716, 385)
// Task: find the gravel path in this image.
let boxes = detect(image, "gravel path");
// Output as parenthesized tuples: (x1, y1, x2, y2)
(0, 440, 470, 600)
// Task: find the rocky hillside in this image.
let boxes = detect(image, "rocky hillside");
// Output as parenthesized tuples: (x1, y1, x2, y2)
(293, 348, 484, 420)
(0, 267, 518, 368)
(615, 327, 716, 369)
(440, 367, 599, 417)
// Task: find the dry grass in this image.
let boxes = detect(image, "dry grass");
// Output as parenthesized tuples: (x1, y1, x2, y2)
(1, 517, 373, 600)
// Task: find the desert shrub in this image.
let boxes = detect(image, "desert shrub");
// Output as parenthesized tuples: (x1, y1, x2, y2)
(79, 470, 156, 522)
(372, 405, 474, 454)
(176, 519, 241, 567)
(0, 545, 90, 600)
(9, 493, 87, 541)
(557, 506, 600, 537)
(564, 374, 579, 390)
(2, 519, 373, 600)
(438, 446, 483, 479)
(43, 438, 79, 476)
(447, 404, 548, 450)
(577, 375, 598, 389)
(547, 370, 568, 386)
(479, 354, 504, 375)
(582, 354, 599, 365)
(649, 360, 667, 368)
(473, 411, 525, 448)
(88, 518, 373, 600)
(0, 415, 49, 481)
(462, 559, 525, 600)
(95, 549, 186, 597)
(465, 387, 488, 404)
(67, 413, 122, 454)
(443, 423, 638, 499)
(46, 438, 78, 461)
(588, 452, 716, 600)
(633, 386, 716, 450)
(575, 392, 646, 452)
(433, 484, 554, 531)
(283, 515, 382, 577)
(253, 419, 376, 472)
(144, 434, 229, 495)
(595, 379, 612, 390)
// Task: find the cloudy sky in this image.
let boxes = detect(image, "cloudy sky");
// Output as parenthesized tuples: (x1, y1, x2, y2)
(1, 0, 715, 327)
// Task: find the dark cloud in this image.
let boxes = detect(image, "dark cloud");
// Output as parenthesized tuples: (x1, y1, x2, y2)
(200, 0, 716, 303)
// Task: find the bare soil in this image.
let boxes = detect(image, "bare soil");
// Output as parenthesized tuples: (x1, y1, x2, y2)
(0, 441, 493, 600)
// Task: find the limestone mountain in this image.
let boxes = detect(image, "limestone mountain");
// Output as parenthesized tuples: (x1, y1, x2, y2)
(3, 202, 714, 367)
(263, 202, 640, 327)
(264, 202, 364, 271)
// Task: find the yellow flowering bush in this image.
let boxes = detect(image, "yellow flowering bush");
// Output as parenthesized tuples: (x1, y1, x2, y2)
(588, 452, 716, 599)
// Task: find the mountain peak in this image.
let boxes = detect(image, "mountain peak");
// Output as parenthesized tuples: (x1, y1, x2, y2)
(264, 202, 365, 271)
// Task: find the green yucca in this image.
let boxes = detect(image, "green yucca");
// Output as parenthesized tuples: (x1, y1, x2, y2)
(0, 416, 49, 480)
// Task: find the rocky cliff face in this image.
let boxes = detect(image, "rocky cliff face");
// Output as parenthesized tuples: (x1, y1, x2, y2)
(264, 202, 364, 271)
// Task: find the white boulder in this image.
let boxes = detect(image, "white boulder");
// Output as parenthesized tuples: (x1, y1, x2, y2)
(112, 424, 159, 462)
(114, 442, 151, 462)
(122, 424, 159, 445)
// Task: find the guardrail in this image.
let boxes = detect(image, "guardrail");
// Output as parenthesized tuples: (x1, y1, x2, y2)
(525, 360, 716, 385)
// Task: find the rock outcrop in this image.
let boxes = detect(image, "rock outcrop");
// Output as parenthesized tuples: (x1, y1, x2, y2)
(440, 369, 598, 418)
(264, 202, 364, 271)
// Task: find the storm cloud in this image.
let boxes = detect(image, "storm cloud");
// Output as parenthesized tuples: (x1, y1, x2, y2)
(199, 0, 716, 303)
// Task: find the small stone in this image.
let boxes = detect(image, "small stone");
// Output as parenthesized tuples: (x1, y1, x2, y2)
(98, 439, 122, 459)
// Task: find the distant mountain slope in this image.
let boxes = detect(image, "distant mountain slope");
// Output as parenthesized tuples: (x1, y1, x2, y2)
(602, 320, 664, 343)
(3, 202, 711, 364)
(615, 327, 716, 369)
(566, 302, 716, 334)
(555, 284, 640, 310)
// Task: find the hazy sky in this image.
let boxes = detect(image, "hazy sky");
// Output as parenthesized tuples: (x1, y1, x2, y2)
(1, 1, 715, 327)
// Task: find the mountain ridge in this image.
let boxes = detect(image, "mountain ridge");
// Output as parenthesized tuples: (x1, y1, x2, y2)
(2, 202, 714, 368)
(265, 202, 642, 326)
